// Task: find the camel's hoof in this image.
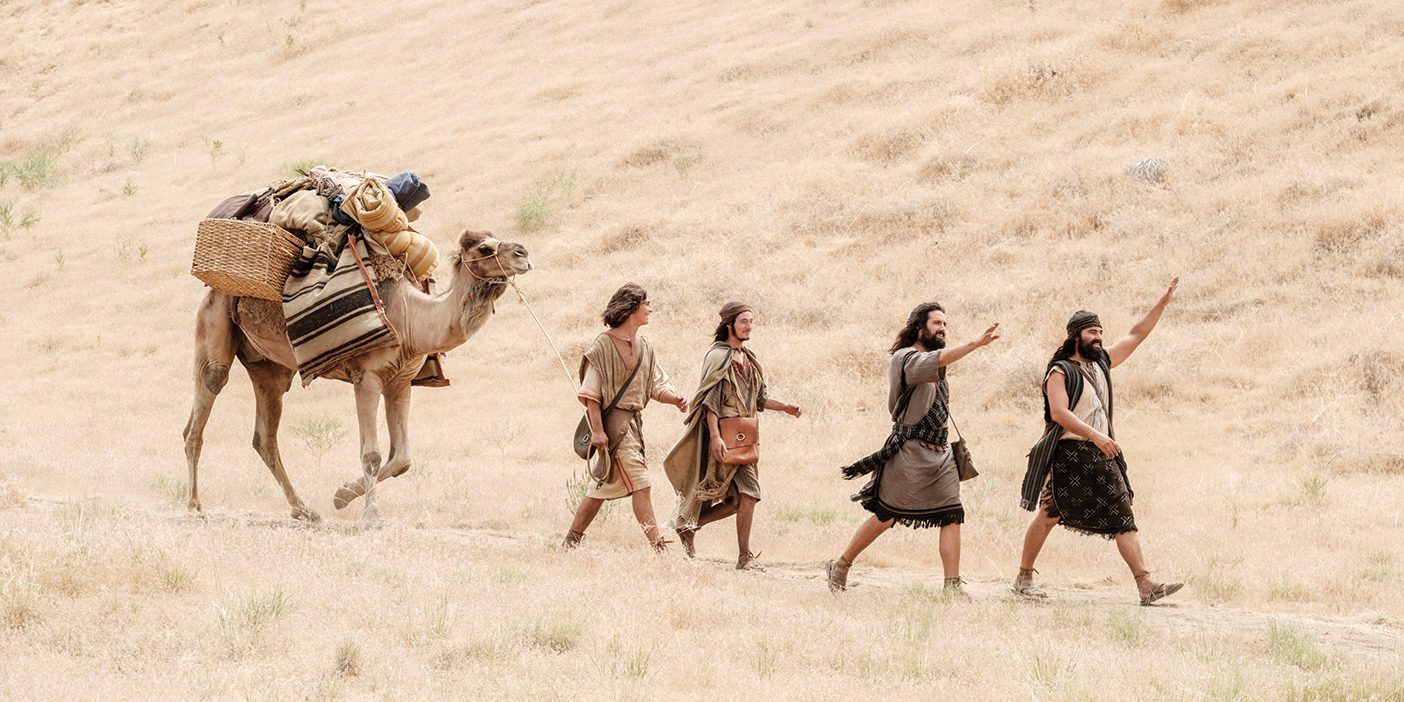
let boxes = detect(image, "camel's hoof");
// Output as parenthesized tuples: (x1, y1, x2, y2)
(332, 485, 360, 510)
(187, 498, 203, 513)
(359, 505, 382, 527)
(292, 507, 322, 523)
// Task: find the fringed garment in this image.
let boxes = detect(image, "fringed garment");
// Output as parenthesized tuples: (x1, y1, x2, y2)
(841, 348, 963, 529)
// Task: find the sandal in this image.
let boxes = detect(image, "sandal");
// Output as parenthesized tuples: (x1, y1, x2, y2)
(1135, 571, 1184, 606)
(825, 557, 851, 592)
(1012, 567, 1048, 599)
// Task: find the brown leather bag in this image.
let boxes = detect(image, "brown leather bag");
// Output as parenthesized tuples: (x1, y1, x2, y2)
(717, 416, 759, 465)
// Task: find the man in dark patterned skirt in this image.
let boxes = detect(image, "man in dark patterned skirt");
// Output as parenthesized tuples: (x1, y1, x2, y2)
(1014, 277, 1184, 606)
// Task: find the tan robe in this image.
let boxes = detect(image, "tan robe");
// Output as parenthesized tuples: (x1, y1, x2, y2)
(664, 342, 767, 529)
(577, 333, 673, 500)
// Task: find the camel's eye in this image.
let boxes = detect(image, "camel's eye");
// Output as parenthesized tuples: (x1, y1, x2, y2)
(477, 245, 493, 255)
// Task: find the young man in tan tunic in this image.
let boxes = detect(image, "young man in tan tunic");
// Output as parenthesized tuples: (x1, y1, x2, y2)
(563, 283, 688, 551)
(664, 302, 802, 570)
(1014, 277, 1184, 605)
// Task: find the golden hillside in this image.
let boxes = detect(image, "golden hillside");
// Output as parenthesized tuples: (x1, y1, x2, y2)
(1, 0, 1401, 698)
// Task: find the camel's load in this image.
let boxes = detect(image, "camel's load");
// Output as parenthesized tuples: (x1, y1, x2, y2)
(192, 167, 449, 386)
(190, 167, 439, 300)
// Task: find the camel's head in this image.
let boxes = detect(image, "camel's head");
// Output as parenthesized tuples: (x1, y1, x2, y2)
(452, 230, 532, 279)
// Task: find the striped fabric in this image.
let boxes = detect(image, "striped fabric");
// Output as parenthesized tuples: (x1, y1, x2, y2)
(281, 232, 400, 385)
(1019, 352, 1130, 511)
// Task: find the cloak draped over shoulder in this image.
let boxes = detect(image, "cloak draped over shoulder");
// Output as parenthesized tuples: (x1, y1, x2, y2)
(664, 342, 767, 529)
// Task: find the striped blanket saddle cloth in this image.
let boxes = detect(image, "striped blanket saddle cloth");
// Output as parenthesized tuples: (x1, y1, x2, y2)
(282, 233, 400, 384)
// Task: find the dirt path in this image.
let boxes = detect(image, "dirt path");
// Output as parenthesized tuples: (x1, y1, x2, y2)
(21, 496, 1404, 658)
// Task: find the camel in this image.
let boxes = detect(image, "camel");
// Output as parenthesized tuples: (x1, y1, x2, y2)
(182, 230, 532, 523)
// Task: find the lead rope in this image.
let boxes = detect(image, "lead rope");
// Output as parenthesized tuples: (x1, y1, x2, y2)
(506, 278, 578, 395)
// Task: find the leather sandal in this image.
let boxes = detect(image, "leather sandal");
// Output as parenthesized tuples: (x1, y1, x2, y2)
(1012, 567, 1048, 599)
(825, 557, 851, 592)
(736, 551, 765, 571)
(1135, 571, 1184, 606)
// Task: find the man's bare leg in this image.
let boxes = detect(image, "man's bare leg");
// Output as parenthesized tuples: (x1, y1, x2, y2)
(630, 487, 665, 548)
(564, 496, 604, 548)
(826, 515, 895, 590)
(1115, 530, 1184, 604)
(1014, 509, 1059, 597)
(938, 523, 961, 579)
(734, 494, 762, 569)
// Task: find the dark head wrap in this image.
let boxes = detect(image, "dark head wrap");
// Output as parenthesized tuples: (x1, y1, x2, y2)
(1066, 310, 1101, 337)
(719, 301, 752, 319)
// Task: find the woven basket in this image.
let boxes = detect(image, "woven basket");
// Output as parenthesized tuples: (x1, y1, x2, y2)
(191, 219, 304, 301)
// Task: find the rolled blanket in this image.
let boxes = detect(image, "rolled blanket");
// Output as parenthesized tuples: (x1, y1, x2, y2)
(342, 178, 407, 232)
(370, 227, 439, 281)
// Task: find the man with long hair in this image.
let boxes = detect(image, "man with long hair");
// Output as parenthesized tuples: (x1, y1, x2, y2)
(562, 283, 688, 551)
(1013, 277, 1183, 605)
(664, 302, 802, 570)
(825, 303, 1000, 593)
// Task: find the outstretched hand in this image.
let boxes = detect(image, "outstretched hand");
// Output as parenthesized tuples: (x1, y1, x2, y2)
(675, 396, 690, 413)
(1159, 276, 1180, 306)
(974, 322, 1001, 347)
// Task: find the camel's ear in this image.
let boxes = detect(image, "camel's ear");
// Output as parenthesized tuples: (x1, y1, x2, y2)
(458, 230, 489, 251)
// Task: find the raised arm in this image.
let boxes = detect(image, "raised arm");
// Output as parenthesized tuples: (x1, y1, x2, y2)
(1106, 277, 1178, 368)
(937, 322, 1001, 367)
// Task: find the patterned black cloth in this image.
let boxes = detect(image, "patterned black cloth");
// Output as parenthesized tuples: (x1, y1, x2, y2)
(840, 357, 949, 480)
(1045, 440, 1137, 538)
(1021, 350, 1132, 511)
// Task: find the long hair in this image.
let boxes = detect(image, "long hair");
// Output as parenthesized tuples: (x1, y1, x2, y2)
(889, 302, 944, 354)
(602, 283, 647, 328)
(1046, 335, 1078, 371)
(714, 314, 741, 342)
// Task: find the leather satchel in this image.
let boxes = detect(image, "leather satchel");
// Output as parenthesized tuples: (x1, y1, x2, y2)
(573, 358, 642, 460)
(717, 416, 760, 465)
(950, 415, 978, 482)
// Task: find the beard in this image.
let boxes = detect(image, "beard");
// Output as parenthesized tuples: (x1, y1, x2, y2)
(919, 330, 947, 349)
(1077, 337, 1102, 358)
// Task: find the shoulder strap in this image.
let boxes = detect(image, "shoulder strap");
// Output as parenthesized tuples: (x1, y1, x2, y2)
(602, 356, 643, 418)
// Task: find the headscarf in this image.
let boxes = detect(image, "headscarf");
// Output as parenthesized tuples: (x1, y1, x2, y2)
(719, 301, 752, 319)
(1065, 309, 1101, 337)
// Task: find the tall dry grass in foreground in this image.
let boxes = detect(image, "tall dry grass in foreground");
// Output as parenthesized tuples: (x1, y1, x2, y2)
(1, 0, 1401, 698)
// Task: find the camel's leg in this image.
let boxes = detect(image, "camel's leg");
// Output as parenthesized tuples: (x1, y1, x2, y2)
(352, 377, 385, 524)
(246, 360, 320, 522)
(381, 381, 414, 480)
(182, 292, 237, 514)
(332, 381, 412, 511)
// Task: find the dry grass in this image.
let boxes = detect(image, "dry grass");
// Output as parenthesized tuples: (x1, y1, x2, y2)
(1, 0, 1403, 698)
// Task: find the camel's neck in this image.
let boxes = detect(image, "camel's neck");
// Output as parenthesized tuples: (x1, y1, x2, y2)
(400, 267, 509, 356)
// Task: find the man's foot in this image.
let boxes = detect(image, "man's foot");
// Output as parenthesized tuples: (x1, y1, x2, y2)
(1138, 579, 1184, 606)
(943, 577, 971, 601)
(736, 551, 765, 571)
(562, 530, 584, 549)
(651, 538, 672, 553)
(1012, 567, 1048, 599)
(676, 528, 696, 559)
(825, 557, 851, 592)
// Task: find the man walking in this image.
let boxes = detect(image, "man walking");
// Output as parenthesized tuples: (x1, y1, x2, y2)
(1013, 277, 1184, 606)
(665, 302, 802, 570)
(825, 303, 1000, 593)
(562, 283, 689, 551)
